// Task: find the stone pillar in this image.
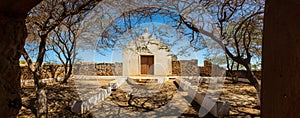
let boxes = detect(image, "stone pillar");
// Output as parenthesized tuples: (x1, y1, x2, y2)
(263, 0, 300, 117)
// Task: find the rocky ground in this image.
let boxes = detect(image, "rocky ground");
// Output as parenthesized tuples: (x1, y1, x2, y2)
(109, 80, 179, 112)
(18, 78, 260, 117)
(221, 81, 260, 118)
(196, 78, 260, 118)
(18, 82, 83, 117)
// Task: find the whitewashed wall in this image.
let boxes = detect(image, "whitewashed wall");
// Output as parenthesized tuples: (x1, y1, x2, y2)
(122, 33, 172, 76)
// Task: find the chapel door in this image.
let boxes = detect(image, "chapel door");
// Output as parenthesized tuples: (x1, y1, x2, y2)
(141, 55, 154, 75)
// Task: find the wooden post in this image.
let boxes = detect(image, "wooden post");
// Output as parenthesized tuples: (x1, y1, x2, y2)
(263, 0, 300, 117)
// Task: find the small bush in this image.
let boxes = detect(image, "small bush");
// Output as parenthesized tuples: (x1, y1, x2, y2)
(20, 60, 26, 64)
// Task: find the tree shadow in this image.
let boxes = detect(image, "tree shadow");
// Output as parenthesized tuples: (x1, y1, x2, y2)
(19, 82, 96, 117)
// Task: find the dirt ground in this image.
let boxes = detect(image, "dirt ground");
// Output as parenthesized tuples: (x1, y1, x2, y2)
(221, 80, 260, 118)
(196, 78, 260, 118)
(18, 79, 260, 117)
(18, 82, 82, 117)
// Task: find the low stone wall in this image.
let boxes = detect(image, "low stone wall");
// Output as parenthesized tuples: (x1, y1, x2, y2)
(173, 60, 228, 77)
(71, 76, 127, 114)
(20, 64, 65, 80)
(175, 78, 191, 91)
(109, 78, 126, 89)
(71, 87, 112, 114)
(73, 62, 123, 76)
(175, 78, 229, 117)
(187, 87, 230, 117)
(20, 77, 63, 86)
(20, 61, 261, 80)
(199, 60, 262, 79)
(226, 70, 262, 80)
(95, 62, 122, 76)
(73, 62, 97, 75)
(172, 61, 181, 75)
(199, 60, 226, 77)
(172, 59, 199, 76)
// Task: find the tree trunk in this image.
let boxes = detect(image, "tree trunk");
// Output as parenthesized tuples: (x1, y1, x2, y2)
(263, 0, 300, 117)
(225, 48, 261, 105)
(33, 72, 48, 118)
(226, 55, 238, 84)
(62, 63, 72, 84)
(49, 65, 57, 79)
(0, 14, 26, 117)
(0, 0, 42, 117)
(23, 47, 49, 117)
(233, 63, 240, 84)
(244, 63, 261, 106)
(36, 83, 47, 118)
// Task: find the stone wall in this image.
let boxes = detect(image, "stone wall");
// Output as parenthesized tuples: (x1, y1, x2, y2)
(20, 64, 65, 80)
(72, 60, 201, 76)
(71, 87, 112, 114)
(173, 59, 225, 76)
(172, 59, 199, 76)
(73, 62, 123, 76)
(175, 78, 229, 117)
(226, 70, 262, 80)
(73, 62, 97, 75)
(199, 60, 261, 79)
(199, 60, 226, 77)
(172, 61, 181, 75)
(95, 62, 122, 76)
(20, 60, 261, 79)
(20, 62, 123, 78)
(199, 60, 212, 77)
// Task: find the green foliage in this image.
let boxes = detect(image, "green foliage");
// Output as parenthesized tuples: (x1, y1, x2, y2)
(19, 60, 26, 64)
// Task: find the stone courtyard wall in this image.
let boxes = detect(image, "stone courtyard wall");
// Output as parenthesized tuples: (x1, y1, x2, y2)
(73, 62, 123, 76)
(172, 61, 181, 75)
(199, 60, 262, 79)
(172, 59, 199, 76)
(226, 70, 262, 80)
(199, 60, 226, 77)
(73, 62, 96, 75)
(20, 60, 260, 79)
(199, 60, 212, 76)
(95, 62, 123, 76)
(20, 64, 65, 80)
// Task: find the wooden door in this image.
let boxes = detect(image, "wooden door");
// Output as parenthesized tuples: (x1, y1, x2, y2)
(141, 55, 154, 75)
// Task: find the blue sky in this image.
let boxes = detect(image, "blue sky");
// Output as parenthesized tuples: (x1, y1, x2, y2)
(20, 24, 209, 67)
(21, 11, 224, 67)
(21, 6, 261, 70)
(76, 22, 208, 66)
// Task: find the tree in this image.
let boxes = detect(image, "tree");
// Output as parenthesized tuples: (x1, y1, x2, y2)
(82, 0, 263, 104)
(0, 0, 41, 117)
(211, 0, 263, 102)
(0, 0, 265, 117)
(22, 0, 99, 117)
(174, 0, 263, 104)
(47, 14, 83, 84)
